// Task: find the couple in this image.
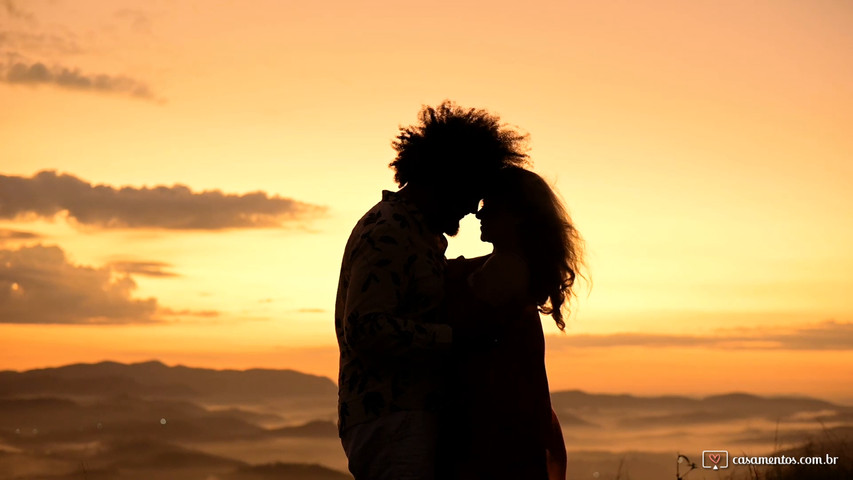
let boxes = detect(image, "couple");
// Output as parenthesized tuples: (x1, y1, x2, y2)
(335, 101, 583, 480)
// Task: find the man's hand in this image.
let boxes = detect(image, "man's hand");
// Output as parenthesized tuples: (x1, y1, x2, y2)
(446, 255, 491, 283)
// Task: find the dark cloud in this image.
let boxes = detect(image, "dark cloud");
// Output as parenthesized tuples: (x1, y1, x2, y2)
(1, 61, 158, 101)
(108, 260, 178, 278)
(114, 9, 152, 34)
(1, 0, 34, 22)
(775, 321, 853, 350)
(0, 228, 40, 242)
(0, 244, 158, 324)
(548, 332, 715, 349)
(0, 171, 326, 230)
(1, 5, 157, 102)
(158, 307, 219, 318)
(0, 32, 83, 56)
(547, 321, 853, 351)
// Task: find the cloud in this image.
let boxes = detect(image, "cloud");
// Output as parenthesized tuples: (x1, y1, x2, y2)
(0, 244, 158, 324)
(0, 228, 40, 242)
(1, 0, 34, 22)
(0, 170, 326, 230)
(1, 3, 159, 102)
(114, 9, 153, 34)
(1, 61, 159, 101)
(108, 260, 178, 278)
(547, 321, 853, 351)
(158, 307, 219, 318)
(773, 321, 853, 350)
(0, 32, 83, 56)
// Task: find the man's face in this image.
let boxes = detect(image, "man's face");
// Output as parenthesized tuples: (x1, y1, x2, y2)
(435, 184, 481, 236)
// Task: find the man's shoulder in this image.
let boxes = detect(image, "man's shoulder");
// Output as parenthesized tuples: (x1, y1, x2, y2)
(352, 191, 420, 237)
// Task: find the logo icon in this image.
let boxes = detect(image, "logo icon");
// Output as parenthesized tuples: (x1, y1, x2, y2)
(702, 450, 729, 470)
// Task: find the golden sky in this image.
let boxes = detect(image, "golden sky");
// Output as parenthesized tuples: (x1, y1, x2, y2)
(1, 0, 851, 401)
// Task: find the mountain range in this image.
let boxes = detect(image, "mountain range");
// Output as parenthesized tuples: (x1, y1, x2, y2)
(1, 360, 850, 480)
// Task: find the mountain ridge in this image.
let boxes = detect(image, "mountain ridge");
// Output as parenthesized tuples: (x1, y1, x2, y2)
(0, 360, 337, 402)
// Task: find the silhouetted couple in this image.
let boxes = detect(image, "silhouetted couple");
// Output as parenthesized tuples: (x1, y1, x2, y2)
(335, 101, 583, 480)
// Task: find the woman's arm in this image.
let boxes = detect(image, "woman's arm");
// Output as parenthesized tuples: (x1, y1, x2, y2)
(546, 408, 567, 480)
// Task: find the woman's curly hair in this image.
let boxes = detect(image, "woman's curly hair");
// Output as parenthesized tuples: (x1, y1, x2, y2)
(390, 100, 530, 187)
(488, 167, 587, 331)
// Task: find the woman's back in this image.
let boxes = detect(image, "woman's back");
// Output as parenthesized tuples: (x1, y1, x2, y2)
(446, 254, 551, 479)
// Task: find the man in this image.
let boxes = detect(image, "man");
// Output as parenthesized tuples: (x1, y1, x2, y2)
(335, 100, 529, 479)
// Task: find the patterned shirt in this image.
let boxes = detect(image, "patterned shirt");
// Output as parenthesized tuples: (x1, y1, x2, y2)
(335, 190, 453, 434)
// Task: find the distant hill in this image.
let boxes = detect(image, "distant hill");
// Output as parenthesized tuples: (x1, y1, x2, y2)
(224, 462, 352, 480)
(0, 438, 352, 480)
(551, 390, 699, 411)
(0, 360, 342, 453)
(266, 420, 339, 438)
(0, 360, 849, 480)
(0, 394, 343, 445)
(0, 360, 337, 403)
(552, 390, 839, 411)
(92, 438, 247, 470)
(550, 390, 851, 428)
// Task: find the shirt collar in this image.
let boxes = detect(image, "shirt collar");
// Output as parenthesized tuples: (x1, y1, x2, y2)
(382, 189, 428, 226)
(381, 190, 447, 251)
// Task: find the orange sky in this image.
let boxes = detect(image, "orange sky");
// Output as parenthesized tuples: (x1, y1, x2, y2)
(1, 0, 851, 402)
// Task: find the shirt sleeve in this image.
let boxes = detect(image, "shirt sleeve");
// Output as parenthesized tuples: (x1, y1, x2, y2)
(342, 221, 452, 359)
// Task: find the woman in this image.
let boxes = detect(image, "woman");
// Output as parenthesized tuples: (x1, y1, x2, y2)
(445, 166, 584, 480)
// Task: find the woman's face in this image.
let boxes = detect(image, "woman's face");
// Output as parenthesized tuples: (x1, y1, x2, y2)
(475, 195, 521, 246)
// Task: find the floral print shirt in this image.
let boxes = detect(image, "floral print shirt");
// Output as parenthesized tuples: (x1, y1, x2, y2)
(335, 190, 453, 434)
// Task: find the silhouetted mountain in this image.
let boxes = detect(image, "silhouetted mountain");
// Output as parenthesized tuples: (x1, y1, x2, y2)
(224, 462, 352, 480)
(0, 360, 337, 403)
(0, 439, 353, 480)
(550, 390, 850, 428)
(553, 411, 598, 427)
(5, 468, 121, 480)
(551, 390, 697, 411)
(0, 395, 276, 444)
(209, 406, 287, 425)
(93, 438, 247, 470)
(701, 392, 837, 412)
(2, 361, 848, 480)
(266, 420, 338, 438)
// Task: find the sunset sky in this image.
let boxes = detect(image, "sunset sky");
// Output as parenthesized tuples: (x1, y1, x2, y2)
(1, 0, 851, 402)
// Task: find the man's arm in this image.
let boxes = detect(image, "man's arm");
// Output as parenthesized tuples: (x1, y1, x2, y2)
(342, 223, 452, 358)
(446, 254, 490, 281)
